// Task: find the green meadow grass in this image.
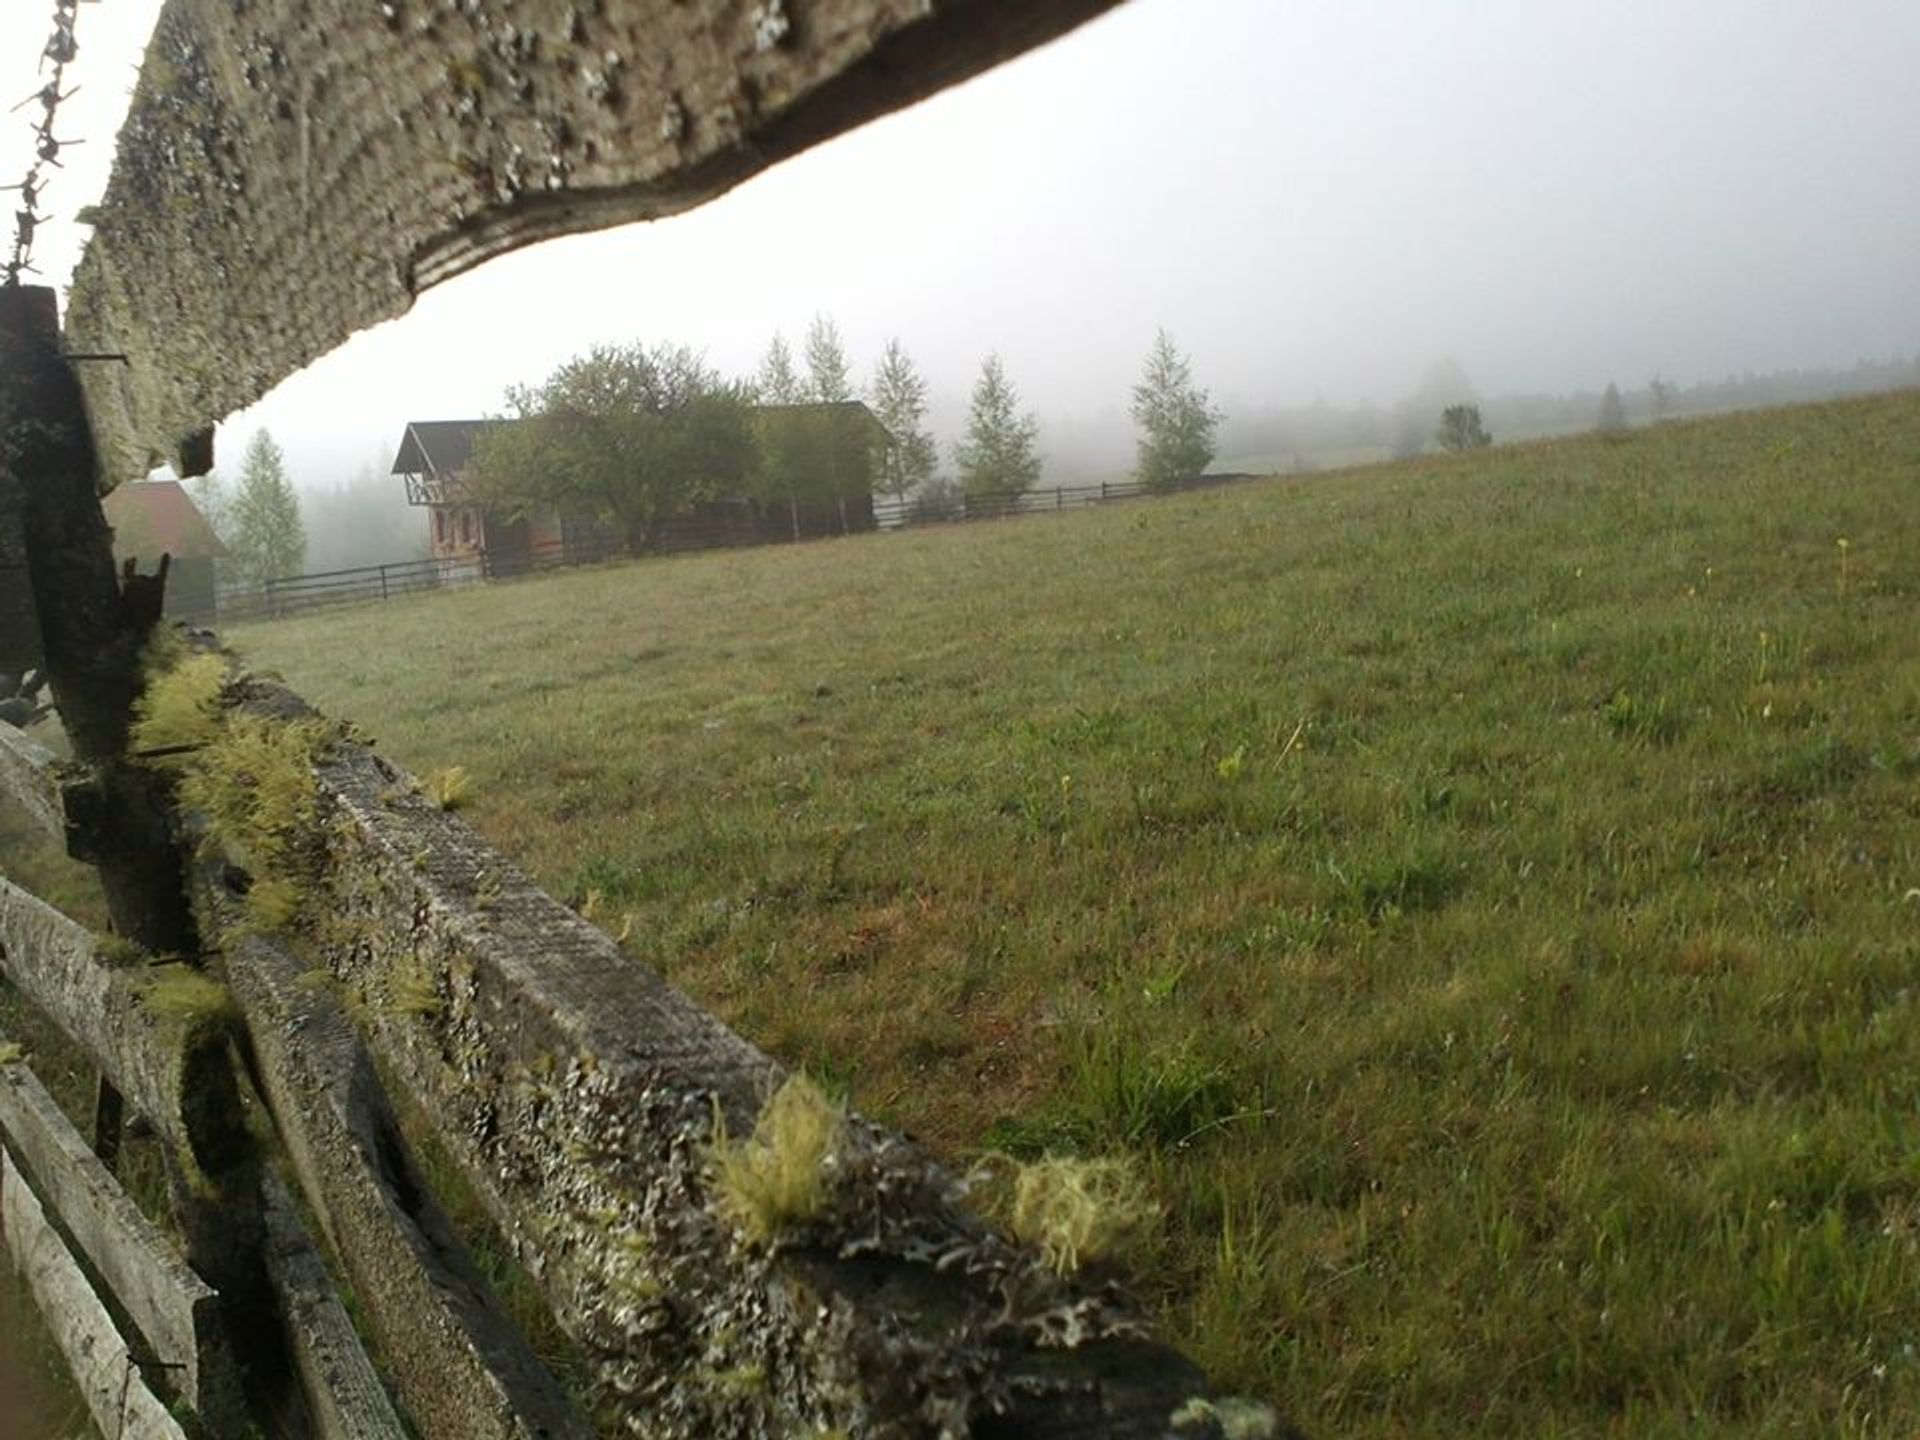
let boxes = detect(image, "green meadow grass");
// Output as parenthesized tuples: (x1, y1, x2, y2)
(209, 390, 1920, 1435)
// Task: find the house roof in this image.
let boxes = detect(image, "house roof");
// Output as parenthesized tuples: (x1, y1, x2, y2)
(392, 403, 892, 477)
(101, 479, 226, 561)
(390, 419, 513, 476)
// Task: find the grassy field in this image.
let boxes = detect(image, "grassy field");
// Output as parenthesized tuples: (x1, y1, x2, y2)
(212, 391, 1920, 1435)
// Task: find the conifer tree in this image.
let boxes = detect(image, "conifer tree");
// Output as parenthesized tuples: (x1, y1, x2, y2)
(755, 332, 804, 404)
(955, 354, 1041, 501)
(868, 339, 938, 501)
(1596, 382, 1628, 435)
(1130, 329, 1223, 491)
(228, 430, 306, 585)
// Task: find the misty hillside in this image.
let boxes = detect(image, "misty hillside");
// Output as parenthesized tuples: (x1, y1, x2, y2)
(220, 390, 1920, 1437)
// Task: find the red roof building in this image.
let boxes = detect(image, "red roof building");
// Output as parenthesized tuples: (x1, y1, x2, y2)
(102, 480, 226, 619)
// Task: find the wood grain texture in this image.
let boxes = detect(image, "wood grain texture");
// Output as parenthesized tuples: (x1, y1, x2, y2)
(62, 0, 1121, 482)
(257, 1171, 410, 1440)
(0, 1027, 218, 1411)
(0, 1149, 190, 1440)
(0, 720, 66, 848)
(223, 926, 594, 1440)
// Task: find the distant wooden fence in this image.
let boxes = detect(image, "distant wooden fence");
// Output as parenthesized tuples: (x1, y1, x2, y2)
(0, 0, 1290, 1433)
(206, 472, 1261, 626)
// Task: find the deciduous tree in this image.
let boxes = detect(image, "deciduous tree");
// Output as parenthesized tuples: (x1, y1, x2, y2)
(1130, 330, 1223, 491)
(803, 315, 852, 404)
(469, 343, 755, 553)
(955, 354, 1041, 501)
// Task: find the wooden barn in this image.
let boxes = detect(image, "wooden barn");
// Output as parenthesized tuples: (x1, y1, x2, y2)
(100, 479, 226, 620)
(392, 404, 888, 567)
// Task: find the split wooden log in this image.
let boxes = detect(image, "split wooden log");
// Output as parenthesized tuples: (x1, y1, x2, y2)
(0, 1024, 218, 1411)
(222, 924, 595, 1440)
(257, 1171, 409, 1440)
(0, 1149, 190, 1440)
(0, 876, 248, 1168)
(0, 718, 69, 849)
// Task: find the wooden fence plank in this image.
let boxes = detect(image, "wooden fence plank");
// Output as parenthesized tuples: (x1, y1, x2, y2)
(222, 928, 594, 1440)
(257, 1172, 409, 1440)
(0, 1149, 189, 1440)
(0, 719, 67, 848)
(0, 877, 247, 1170)
(0, 1029, 218, 1411)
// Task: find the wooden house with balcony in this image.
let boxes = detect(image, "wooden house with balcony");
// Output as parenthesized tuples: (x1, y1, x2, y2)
(392, 404, 889, 567)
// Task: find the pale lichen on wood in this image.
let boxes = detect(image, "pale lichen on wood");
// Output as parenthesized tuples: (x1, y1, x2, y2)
(200, 671, 1222, 1437)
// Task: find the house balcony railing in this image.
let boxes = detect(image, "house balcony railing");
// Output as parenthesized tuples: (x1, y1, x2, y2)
(401, 471, 469, 506)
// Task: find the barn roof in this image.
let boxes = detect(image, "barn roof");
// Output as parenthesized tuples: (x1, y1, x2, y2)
(101, 479, 226, 561)
(392, 403, 891, 478)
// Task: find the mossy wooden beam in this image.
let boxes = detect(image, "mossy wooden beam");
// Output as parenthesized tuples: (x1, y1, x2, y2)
(61, 0, 1121, 482)
(0, 1149, 191, 1440)
(0, 717, 71, 849)
(220, 924, 595, 1440)
(0, 877, 246, 1165)
(0, 471, 39, 671)
(0, 285, 199, 958)
(0, 1023, 219, 1413)
(256, 1171, 410, 1440)
(230, 677, 1223, 1438)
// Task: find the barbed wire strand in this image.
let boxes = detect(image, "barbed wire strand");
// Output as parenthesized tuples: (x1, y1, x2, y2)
(4, 0, 89, 287)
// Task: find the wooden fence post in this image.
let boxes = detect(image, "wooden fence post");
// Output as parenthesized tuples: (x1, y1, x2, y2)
(0, 284, 270, 1431)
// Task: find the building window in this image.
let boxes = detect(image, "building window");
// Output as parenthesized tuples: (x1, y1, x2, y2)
(460, 510, 474, 547)
(434, 510, 447, 545)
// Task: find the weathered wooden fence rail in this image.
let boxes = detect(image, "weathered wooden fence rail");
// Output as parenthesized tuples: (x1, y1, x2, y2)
(0, 0, 1297, 1433)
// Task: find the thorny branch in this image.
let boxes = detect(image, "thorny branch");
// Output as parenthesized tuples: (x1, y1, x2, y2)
(4, 0, 89, 287)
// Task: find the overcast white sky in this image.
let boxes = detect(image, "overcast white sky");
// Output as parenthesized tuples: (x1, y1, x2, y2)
(4, 0, 1918, 489)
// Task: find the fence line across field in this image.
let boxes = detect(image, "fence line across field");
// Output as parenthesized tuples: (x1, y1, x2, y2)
(209, 470, 1257, 626)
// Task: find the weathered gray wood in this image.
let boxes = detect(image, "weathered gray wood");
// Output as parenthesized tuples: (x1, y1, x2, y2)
(224, 677, 1214, 1437)
(0, 877, 246, 1168)
(0, 718, 66, 846)
(0, 1024, 218, 1410)
(63, 0, 1121, 481)
(257, 1171, 409, 1440)
(223, 927, 594, 1440)
(0, 1149, 190, 1440)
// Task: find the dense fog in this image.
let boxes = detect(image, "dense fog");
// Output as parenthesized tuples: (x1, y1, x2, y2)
(4, 0, 1917, 566)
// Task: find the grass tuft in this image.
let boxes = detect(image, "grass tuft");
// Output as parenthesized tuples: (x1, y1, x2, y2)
(177, 713, 333, 929)
(975, 1151, 1157, 1275)
(425, 764, 474, 811)
(139, 967, 238, 1029)
(706, 1072, 845, 1244)
(130, 646, 228, 758)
